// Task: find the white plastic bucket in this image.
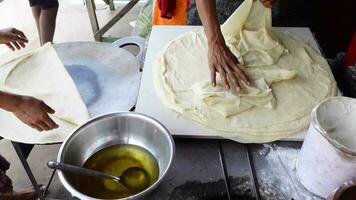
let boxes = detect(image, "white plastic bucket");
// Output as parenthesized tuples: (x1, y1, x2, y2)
(296, 97, 356, 198)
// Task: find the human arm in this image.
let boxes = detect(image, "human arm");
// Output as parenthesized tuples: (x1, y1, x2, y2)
(0, 91, 58, 131)
(196, 0, 250, 91)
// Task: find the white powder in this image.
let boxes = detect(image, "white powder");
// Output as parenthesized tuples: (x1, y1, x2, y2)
(257, 144, 321, 200)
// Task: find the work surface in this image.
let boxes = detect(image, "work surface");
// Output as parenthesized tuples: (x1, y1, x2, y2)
(42, 26, 328, 199)
(46, 139, 321, 200)
(136, 26, 323, 141)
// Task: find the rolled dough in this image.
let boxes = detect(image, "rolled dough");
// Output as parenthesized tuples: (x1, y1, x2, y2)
(0, 43, 90, 144)
(153, 0, 337, 143)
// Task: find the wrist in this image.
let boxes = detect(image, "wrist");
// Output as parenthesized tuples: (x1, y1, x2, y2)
(0, 92, 23, 112)
(206, 30, 226, 48)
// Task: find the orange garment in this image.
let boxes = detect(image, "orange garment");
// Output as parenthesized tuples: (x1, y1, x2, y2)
(152, 0, 188, 25)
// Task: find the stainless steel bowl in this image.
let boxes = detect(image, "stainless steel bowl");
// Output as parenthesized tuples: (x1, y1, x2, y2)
(57, 112, 175, 200)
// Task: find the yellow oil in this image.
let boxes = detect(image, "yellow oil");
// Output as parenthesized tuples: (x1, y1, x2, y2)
(79, 144, 159, 199)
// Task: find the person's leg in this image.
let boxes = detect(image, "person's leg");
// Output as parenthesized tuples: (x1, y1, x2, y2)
(0, 154, 45, 200)
(30, 6, 42, 44)
(38, 5, 58, 45)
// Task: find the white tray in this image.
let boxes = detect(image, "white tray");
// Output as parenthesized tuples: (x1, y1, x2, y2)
(136, 26, 325, 141)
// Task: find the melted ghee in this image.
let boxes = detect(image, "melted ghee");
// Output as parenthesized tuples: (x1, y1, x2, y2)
(79, 144, 159, 199)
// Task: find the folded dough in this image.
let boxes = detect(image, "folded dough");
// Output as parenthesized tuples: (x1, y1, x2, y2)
(0, 43, 90, 144)
(154, 0, 337, 143)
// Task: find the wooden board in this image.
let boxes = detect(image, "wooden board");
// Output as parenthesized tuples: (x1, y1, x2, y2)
(136, 26, 324, 141)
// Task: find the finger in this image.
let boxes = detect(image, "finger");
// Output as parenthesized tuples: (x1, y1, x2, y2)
(224, 66, 241, 91)
(41, 102, 55, 114)
(37, 121, 51, 131)
(226, 75, 238, 93)
(42, 115, 58, 130)
(218, 67, 229, 90)
(231, 63, 251, 85)
(11, 42, 21, 50)
(264, 1, 272, 7)
(12, 28, 28, 40)
(210, 67, 217, 87)
(17, 41, 26, 48)
(29, 122, 43, 132)
(5, 43, 15, 51)
(14, 35, 28, 43)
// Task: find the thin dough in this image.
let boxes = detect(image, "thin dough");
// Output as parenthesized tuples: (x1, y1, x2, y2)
(0, 43, 90, 144)
(153, 0, 337, 143)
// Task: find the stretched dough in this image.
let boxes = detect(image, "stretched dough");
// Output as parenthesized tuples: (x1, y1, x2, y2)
(153, 0, 337, 143)
(0, 43, 90, 144)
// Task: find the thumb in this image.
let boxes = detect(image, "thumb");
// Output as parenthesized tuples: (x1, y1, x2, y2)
(41, 102, 55, 114)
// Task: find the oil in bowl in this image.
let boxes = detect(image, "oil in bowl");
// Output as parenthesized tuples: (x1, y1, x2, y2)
(79, 144, 159, 199)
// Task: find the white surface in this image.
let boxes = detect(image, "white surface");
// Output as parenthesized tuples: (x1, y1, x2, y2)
(136, 26, 324, 141)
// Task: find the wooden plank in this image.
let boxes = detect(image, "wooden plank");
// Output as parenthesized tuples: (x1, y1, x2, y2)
(220, 141, 257, 199)
(146, 139, 229, 199)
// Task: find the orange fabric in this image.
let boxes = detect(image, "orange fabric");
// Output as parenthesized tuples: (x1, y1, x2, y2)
(152, 0, 188, 25)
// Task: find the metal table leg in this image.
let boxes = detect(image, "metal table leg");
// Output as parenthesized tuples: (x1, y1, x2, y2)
(85, 0, 140, 41)
(44, 169, 56, 197)
(108, 0, 115, 11)
(11, 142, 45, 200)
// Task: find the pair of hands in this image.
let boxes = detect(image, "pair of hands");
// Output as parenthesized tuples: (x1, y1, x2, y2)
(208, 0, 276, 90)
(0, 28, 58, 131)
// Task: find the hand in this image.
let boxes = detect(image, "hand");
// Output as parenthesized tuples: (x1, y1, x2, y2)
(12, 96, 58, 132)
(208, 38, 250, 91)
(259, 0, 277, 8)
(0, 28, 28, 51)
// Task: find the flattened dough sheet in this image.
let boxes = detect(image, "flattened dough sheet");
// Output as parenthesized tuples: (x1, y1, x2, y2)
(153, 0, 337, 143)
(0, 43, 90, 144)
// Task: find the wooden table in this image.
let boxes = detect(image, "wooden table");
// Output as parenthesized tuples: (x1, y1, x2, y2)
(40, 27, 328, 199)
(45, 139, 322, 199)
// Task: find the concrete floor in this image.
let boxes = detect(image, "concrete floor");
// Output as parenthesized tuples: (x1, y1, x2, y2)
(0, 0, 142, 196)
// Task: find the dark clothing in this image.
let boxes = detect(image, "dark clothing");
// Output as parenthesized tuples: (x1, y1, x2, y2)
(187, 0, 308, 27)
(28, 0, 59, 9)
(0, 137, 33, 194)
(187, 0, 355, 58)
(0, 154, 12, 193)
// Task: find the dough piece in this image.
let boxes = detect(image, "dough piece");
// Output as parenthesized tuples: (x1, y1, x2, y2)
(154, 0, 337, 143)
(0, 43, 90, 144)
(191, 68, 296, 117)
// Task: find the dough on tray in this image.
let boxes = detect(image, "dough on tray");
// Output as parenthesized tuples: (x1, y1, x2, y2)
(153, 0, 337, 143)
(0, 43, 90, 144)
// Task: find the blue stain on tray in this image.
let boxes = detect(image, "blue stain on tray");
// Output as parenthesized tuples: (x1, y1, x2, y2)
(65, 64, 101, 106)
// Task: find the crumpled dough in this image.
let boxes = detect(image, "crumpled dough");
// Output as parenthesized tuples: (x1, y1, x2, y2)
(0, 43, 90, 144)
(153, 0, 337, 143)
(191, 68, 296, 117)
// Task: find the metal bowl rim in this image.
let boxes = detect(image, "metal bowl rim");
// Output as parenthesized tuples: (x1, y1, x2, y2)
(57, 111, 175, 200)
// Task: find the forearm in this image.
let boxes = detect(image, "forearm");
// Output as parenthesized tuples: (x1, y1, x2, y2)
(196, 0, 225, 43)
(0, 91, 20, 112)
